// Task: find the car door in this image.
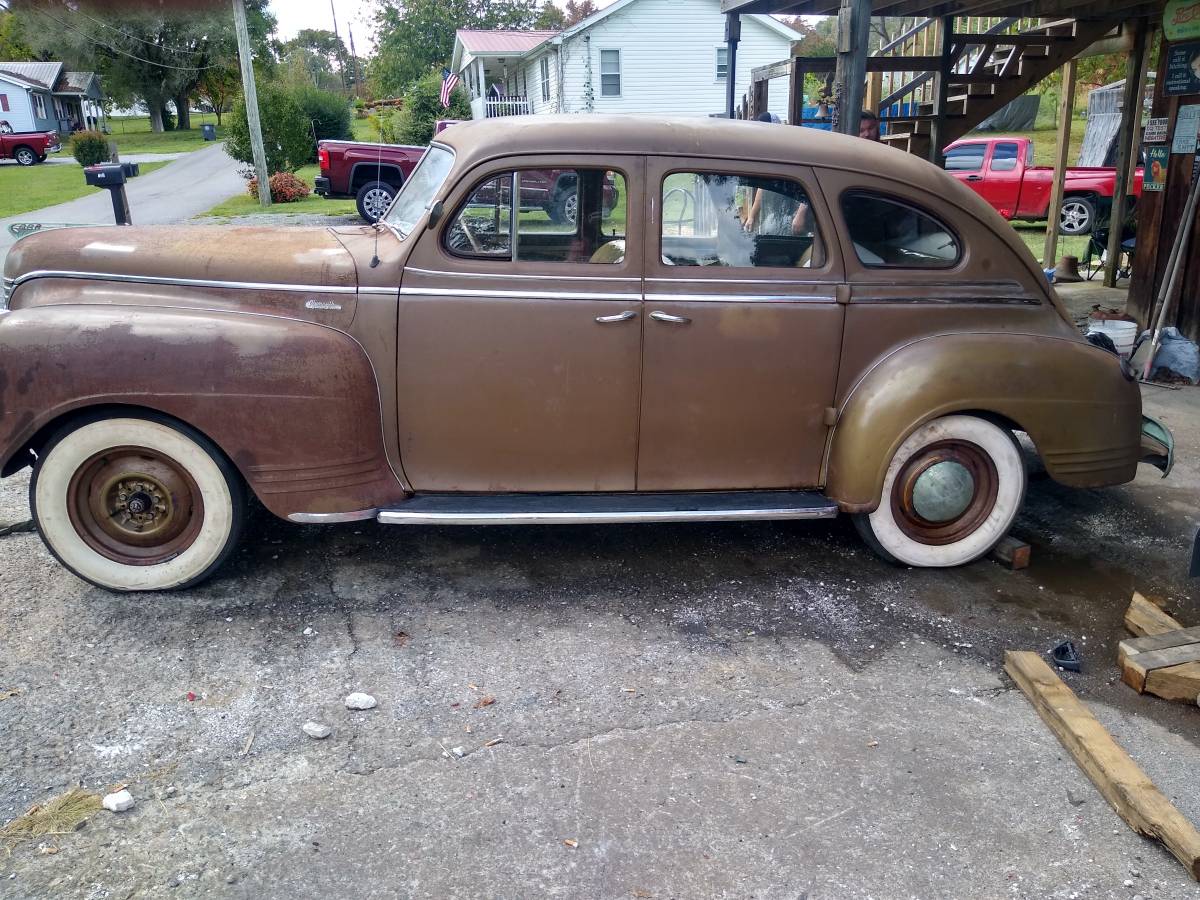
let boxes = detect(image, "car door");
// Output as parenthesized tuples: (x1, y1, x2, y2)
(637, 159, 845, 491)
(983, 140, 1024, 219)
(942, 141, 989, 201)
(395, 156, 644, 492)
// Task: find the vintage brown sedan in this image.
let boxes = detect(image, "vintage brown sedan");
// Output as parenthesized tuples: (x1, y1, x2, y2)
(0, 116, 1173, 591)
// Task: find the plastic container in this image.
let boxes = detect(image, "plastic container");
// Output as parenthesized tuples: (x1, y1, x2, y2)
(1086, 318, 1138, 358)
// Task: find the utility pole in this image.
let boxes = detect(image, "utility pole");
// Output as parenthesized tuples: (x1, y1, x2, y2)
(330, 0, 349, 94)
(348, 26, 362, 99)
(232, 0, 271, 207)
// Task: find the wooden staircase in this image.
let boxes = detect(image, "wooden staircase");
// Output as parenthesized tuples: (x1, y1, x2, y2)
(876, 16, 1117, 160)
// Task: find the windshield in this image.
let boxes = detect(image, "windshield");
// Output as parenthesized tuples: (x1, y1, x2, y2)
(384, 146, 454, 237)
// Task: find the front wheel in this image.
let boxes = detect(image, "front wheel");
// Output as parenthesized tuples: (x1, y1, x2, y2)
(356, 180, 396, 223)
(1059, 196, 1096, 236)
(852, 415, 1026, 568)
(31, 414, 245, 591)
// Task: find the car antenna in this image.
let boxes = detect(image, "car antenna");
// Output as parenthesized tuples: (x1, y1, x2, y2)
(369, 105, 385, 268)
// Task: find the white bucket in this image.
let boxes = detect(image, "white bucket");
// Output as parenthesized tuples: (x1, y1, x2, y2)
(1087, 319, 1138, 358)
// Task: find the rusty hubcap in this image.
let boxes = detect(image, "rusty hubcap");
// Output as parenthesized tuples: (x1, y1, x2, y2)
(890, 440, 998, 546)
(68, 447, 203, 565)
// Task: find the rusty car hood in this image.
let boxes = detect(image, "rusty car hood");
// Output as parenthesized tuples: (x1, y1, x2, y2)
(3, 224, 358, 291)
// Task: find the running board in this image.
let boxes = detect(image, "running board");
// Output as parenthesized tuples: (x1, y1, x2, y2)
(376, 491, 838, 525)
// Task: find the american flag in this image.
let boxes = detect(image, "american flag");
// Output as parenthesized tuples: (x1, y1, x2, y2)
(440, 68, 460, 108)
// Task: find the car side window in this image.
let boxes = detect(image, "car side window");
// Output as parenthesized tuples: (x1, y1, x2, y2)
(445, 168, 627, 264)
(943, 144, 985, 172)
(660, 171, 824, 268)
(991, 142, 1019, 171)
(841, 191, 960, 269)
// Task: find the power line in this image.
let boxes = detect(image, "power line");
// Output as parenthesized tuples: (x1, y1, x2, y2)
(26, 2, 224, 71)
(67, 5, 213, 57)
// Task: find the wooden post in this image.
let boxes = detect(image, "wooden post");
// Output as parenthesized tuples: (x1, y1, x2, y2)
(725, 14, 741, 119)
(750, 77, 769, 121)
(1043, 58, 1078, 267)
(232, 0, 270, 207)
(928, 17, 953, 165)
(834, 0, 871, 136)
(789, 58, 804, 126)
(1105, 18, 1148, 286)
(864, 70, 882, 117)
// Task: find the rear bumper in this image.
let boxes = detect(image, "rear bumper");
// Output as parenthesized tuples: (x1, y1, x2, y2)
(314, 176, 333, 197)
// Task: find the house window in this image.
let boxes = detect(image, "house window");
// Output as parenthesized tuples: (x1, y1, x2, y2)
(599, 49, 621, 97)
(32, 93, 46, 119)
(716, 47, 729, 80)
(0, 94, 9, 113)
(540, 56, 550, 103)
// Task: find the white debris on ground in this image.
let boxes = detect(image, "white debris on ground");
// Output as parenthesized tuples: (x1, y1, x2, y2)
(343, 692, 377, 710)
(101, 789, 135, 812)
(302, 722, 331, 739)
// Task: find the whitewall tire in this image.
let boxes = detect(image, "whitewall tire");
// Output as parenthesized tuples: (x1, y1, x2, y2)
(31, 414, 245, 592)
(852, 415, 1026, 568)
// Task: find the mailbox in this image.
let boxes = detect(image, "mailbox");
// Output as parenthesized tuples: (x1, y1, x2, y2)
(83, 162, 140, 225)
(84, 163, 126, 187)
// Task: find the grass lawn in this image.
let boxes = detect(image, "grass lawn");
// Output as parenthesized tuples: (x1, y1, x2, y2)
(962, 113, 1089, 168)
(51, 113, 223, 159)
(198, 164, 357, 219)
(0, 160, 168, 219)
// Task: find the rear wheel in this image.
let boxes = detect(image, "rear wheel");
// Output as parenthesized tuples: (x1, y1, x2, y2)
(356, 180, 397, 223)
(31, 414, 245, 591)
(13, 145, 36, 166)
(1059, 196, 1096, 236)
(852, 415, 1026, 567)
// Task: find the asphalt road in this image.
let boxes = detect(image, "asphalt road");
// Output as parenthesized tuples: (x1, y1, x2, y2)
(0, 381, 1198, 899)
(0, 143, 244, 264)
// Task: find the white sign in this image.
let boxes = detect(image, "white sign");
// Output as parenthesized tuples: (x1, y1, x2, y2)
(1144, 117, 1170, 143)
(1172, 104, 1200, 154)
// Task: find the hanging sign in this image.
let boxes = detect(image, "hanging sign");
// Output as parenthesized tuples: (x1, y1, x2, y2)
(1164, 0, 1200, 42)
(1144, 117, 1171, 142)
(1172, 104, 1200, 153)
(1165, 41, 1200, 95)
(1144, 147, 1170, 191)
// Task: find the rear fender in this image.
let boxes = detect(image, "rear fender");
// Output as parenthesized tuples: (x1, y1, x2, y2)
(826, 333, 1142, 512)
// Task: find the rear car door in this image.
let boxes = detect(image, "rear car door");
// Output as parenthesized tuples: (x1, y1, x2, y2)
(637, 159, 845, 490)
(396, 156, 644, 492)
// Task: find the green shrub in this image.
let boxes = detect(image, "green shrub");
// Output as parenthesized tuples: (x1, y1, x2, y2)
(70, 130, 111, 166)
(247, 171, 311, 203)
(288, 85, 353, 161)
(226, 83, 311, 174)
(365, 109, 398, 144)
(394, 69, 472, 146)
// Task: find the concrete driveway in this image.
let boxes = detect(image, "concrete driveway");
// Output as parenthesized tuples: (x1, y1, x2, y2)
(0, 379, 1197, 898)
(0, 144, 244, 264)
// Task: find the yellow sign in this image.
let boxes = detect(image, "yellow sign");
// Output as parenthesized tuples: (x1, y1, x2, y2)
(1166, 0, 1200, 41)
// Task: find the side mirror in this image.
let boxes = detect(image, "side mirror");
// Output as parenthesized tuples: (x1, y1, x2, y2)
(427, 200, 444, 228)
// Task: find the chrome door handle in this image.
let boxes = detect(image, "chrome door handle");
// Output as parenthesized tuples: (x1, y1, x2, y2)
(649, 310, 691, 324)
(595, 310, 638, 323)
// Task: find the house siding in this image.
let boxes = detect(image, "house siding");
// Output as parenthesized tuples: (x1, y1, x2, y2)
(556, 0, 791, 120)
(0, 75, 36, 132)
(28, 88, 57, 132)
(524, 49, 560, 114)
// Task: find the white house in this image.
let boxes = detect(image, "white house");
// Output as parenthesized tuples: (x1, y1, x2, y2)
(450, 0, 797, 122)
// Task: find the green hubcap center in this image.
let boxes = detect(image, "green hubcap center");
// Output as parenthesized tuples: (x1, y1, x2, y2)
(911, 460, 976, 523)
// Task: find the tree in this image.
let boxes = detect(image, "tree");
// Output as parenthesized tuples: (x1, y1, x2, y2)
(197, 66, 240, 126)
(280, 28, 347, 93)
(0, 11, 34, 60)
(393, 68, 473, 145)
(534, 1, 566, 30)
(226, 82, 311, 173)
(564, 0, 597, 25)
(371, 0, 541, 98)
(9, 0, 275, 132)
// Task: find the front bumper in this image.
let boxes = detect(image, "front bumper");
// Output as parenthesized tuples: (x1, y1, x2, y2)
(1140, 414, 1174, 477)
(314, 176, 331, 197)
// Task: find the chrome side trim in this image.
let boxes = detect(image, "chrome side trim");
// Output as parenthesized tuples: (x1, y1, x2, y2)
(645, 292, 834, 303)
(404, 265, 640, 285)
(358, 286, 400, 296)
(1, 277, 14, 311)
(11, 270, 360, 294)
(377, 506, 838, 525)
(288, 509, 379, 524)
(646, 276, 830, 286)
(399, 286, 642, 302)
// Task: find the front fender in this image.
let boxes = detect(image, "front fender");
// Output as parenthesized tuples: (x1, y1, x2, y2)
(826, 333, 1142, 512)
(0, 304, 406, 519)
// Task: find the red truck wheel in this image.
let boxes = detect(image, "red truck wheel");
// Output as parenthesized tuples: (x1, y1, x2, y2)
(356, 181, 396, 223)
(13, 146, 37, 166)
(1059, 196, 1095, 236)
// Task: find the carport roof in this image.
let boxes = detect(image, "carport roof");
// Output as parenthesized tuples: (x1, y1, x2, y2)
(721, 0, 1161, 17)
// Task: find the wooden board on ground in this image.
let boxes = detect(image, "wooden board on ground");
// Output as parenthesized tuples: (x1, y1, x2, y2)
(1120, 594, 1200, 704)
(1005, 650, 1200, 881)
(989, 535, 1030, 570)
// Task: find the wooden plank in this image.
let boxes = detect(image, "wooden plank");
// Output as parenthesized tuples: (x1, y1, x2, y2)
(1005, 650, 1200, 881)
(1125, 592, 1185, 638)
(1043, 58, 1077, 267)
(1120, 626, 1200, 657)
(988, 535, 1030, 570)
(1145, 664, 1200, 705)
(1122, 643, 1200, 693)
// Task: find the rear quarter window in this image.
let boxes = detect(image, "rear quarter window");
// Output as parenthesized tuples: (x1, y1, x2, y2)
(841, 191, 961, 269)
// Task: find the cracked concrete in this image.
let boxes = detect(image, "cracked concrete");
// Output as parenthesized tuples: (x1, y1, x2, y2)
(1, 386, 1199, 899)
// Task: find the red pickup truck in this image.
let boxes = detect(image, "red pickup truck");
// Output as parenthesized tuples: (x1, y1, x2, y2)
(942, 136, 1141, 235)
(316, 137, 618, 225)
(0, 130, 61, 166)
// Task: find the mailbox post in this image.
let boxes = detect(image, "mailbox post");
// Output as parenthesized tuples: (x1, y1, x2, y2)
(84, 162, 140, 225)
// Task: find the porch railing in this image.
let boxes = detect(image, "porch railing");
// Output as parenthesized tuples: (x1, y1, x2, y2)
(485, 96, 532, 118)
